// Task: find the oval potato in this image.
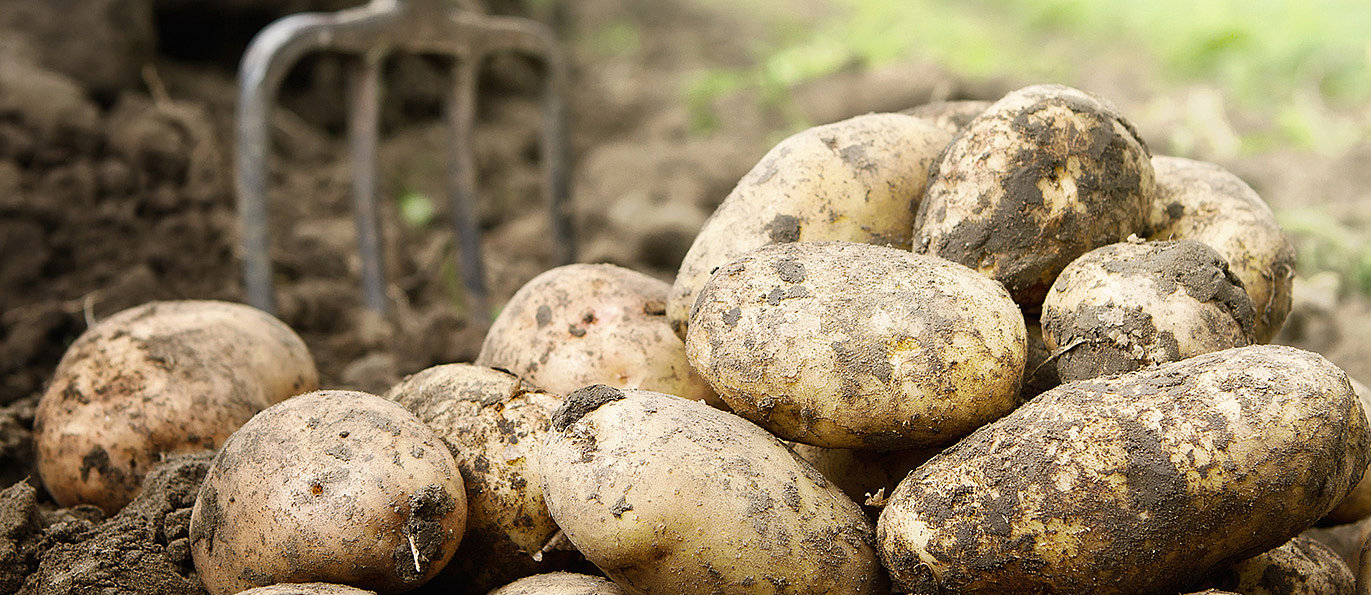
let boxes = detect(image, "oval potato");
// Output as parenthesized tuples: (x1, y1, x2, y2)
(1198, 536, 1355, 595)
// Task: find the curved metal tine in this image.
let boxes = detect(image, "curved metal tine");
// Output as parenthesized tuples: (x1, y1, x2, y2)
(349, 52, 388, 314)
(446, 57, 489, 318)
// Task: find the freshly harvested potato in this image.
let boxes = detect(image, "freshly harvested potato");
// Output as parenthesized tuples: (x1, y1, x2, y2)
(1021, 318, 1060, 400)
(383, 364, 566, 592)
(914, 84, 1155, 309)
(1041, 239, 1256, 382)
(1148, 155, 1297, 343)
(1324, 378, 1371, 525)
(540, 386, 887, 594)
(476, 263, 721, 409)
(1196, 536, 1355, 595)
(488, 572, 628, 595)
(236, 585, 376, 595)
(686, 241, 1026, 450)
(189, 390, 466, 595)
(878, 345, 1369, 594)
(900, 99, 993, 134)
(1302, 516, 1371, 575)
(785, 442, 933, 510)
(668, 112, 954, 338)
(35, 300, 318, 514)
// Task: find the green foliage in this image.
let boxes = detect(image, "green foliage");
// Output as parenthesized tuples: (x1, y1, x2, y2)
(398, 191, 437, 229)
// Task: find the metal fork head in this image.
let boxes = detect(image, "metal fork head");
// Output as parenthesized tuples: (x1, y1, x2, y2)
(236, 0, 572, 317)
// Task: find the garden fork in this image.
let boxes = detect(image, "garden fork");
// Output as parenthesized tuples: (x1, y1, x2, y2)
(235, 0, 573, 317)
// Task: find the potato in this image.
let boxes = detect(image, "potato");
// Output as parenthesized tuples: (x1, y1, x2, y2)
(1302, 516, 1371, 575)
(540, 385, 887, 594)
(686, 241, 1026, 450)
(236, 585, 376, 595)
(1041, 239, 1255, 382)
(488, 572, 628, 595)
(189, 390, 466, 595)
(476, 263, 721, 409)
(1324, 378, 1371, 525)
(383, 364, 566, 592)
(900, 99, 993, 134)
(1148, 155, 1297, 343)
(913, 84, 1155, 309)
(667, 112, 954, 339)
(1358, 531, 1371, 594)
(35, 300, 317, 514)
(1021, 318, 1060, 400)
(1196, 536, 1355, 595)
(878, 345, 1369, 594)
(785, 442, 933, 510)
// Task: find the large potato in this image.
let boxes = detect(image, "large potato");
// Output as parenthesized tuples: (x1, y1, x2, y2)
(668, 112, 953, 338)
(35, 300, 317, 513)
(1148, 155, 1297, 342)
(489, 572, 628, 595)
(476, 264, 721, 408)
(878, 345, 1369, 594)
(914, 84, 1155, 309)
(1197, 536, 1355, 595)
(540, 386, 887, 594)
(237, 585, 376, 595)
(686, 241, 1026, 450)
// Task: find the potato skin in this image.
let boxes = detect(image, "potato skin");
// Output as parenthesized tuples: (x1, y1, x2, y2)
(786, 442, 933, 511)
(1197, 536, 1355, 595)
(236, 585, 376, 595)
(189, 390, 466, 595)
(1148, 155, 1296, 343)
(686, 241, 1026, 450)
(35, 300, 318, 514)
(878, 345, 1369, 594)
(488, 572, 628, 595)
(476, 264, 721, 408)
(668, 113, 953, 339)
(540, 386, 887, 594)
(914, 84, 1155, 309)
(1325, 378, 1371, 525)
(900, 99, 993, 134)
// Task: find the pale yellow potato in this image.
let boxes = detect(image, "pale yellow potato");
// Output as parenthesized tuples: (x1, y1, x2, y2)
(686, 241, 1026, 450)
(667, 112, 954, 339)
(235, 585, 375, 595)
(477, 263, 721, 408)
(540, 386, 887, 594)
(900, 99, 993, 135)
(488, 572, 628, 595)
(878, 345, 1369, 594)
(1325, 378, 1371, 525)
(1148, 155, 1297, 343)
(35, 300, 318, 514)
(1195, 536, 1355, 595)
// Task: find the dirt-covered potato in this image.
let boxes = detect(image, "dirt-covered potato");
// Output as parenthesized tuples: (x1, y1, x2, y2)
(476, 263, 721, 408)
(1325, 378, 1371, 525)
(488, 572, 628, 595)
(900, 99, 993, 134)
(687, 241, 1026, 450)
(383, 364, 567, 592)
(1302, 517, 1371, 575)
(1021, 318, 1061, 400)
(540, 386, 887, 593)
(1196, 536, 1355, 595)
(1148, 155, 1297, 343)
(189, 390, 466, 595)
(878, 345, 1369, 594)
(786, 442, 933, 510)
(668, 112, 954, 339)
(237, 585, 376, 595)
(1041, 239, 1256, 382)
(35, 300, 318, 514)
(914, 84, 1155, 309)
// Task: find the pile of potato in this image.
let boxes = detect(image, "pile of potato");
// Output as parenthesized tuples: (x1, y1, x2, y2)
(32, 84, 1371, 594)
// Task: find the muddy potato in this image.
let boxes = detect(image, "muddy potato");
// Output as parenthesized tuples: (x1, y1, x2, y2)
(786, 442, 934, 510)
(1197, 536, 1355, 595)
(476, 263, 721, 408)
(189, 390, 466, 595)
(687, 241, 1026, 450)
(900, 99, 993, 134)
(540, 386, 887, 594)
(878, 345, 1369, 594)
(35, 300, 317, 514)
(1148, 155, 1297, 343)
(1325, 378, 1371, 525)
(1302, 516, 1371, 574)
(488, 572, 628, 595)
(914, 84, 1155, 309)
(236, 585, 376, 595)
(1041, 239, 1256, 382)
(383, 364, 566, 592)
(667, 112, 954, 339)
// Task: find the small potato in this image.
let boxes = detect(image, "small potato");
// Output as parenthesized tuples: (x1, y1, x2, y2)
(785, 442, 933, 511)
(1148, 155, 1297, 343)
(236, 585, 376, 595)
(189, 390, 466, 595)
(35, 300, 318, 514)
(1324, 378, 1371, 525)
(878, 345, 1369, 594)
(476, 264, 721, 408)
(540, 386, 887, 594)
(668, 112, 953, 339)
(1041, 239, 1255, 382)
(1197, 536, 1355, 595)
(914, 84, 1155, 309)
(900, 99, 993, 135)
(687, 241, 1026, 450)
(488, 572, 628, 595)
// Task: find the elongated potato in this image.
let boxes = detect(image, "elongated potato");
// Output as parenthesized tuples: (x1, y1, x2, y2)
(35, 300, 317, 514)
(489, 572, 628, 595)
(914, 84, 1155, 309)
(878, 345, 1369, 594)
(1148, 155, 1296, 342)
(687, 241, 1026, 450)
(668, 113, 954, 338)
(1196, 536, 1355, 595)
(540, 386, 887, 594)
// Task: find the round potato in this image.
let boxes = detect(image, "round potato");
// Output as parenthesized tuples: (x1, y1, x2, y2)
(540, 386, 887, 594)
(1198, 536, 1355, 595)
(913, 84, 1155, 309)
(900, 99, 993, 135)
(667, 112, 953, 339)
(488, 572, 628, 595)
(878, 345, 1369, 594)
(1148, 155, 1297, 343)
(686, 241, 1026, 450)
(1302, 516, 1371, 576)
(236, 585, 376, 595)
(476, 263, 721, 408)
(1041, 239, 1255, 382)
(189, 390, 466, 595)
(35, 300, 317, 514)
(1324, 378, 1371, 525)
